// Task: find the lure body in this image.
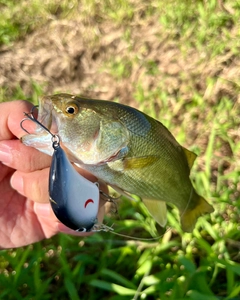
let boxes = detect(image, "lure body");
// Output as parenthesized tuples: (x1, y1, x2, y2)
(49, 142, 99, 232)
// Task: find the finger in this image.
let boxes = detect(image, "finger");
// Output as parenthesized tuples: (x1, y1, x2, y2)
(0, 162, 14, 183)
(11, 168, 50, 203)
(0, 140, 52, 172)
(0, 100, 34, 140)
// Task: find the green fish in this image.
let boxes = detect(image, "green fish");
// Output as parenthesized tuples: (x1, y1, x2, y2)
(21, 93, 214, 232)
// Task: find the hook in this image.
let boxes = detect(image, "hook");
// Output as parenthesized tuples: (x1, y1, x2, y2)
(91, 223, 114, 232)
(20, 105, 39, 134)
(100, 190, 120, 213)
(20, 117, 31, 134)
(20, 105, 61, 147)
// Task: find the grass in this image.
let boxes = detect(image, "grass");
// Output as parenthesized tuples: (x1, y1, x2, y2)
(0, 0, 240, 299)
(0, 0, 78, 45)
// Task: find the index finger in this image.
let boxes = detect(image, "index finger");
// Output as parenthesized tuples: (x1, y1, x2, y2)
(0, 100, 34, 140)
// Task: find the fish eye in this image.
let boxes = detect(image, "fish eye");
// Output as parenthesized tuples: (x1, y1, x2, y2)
(65, 103, 79, 115)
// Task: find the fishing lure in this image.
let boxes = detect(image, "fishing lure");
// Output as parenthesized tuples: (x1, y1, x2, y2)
(49, 136, 100, 232)
(21, 108, 113, 232)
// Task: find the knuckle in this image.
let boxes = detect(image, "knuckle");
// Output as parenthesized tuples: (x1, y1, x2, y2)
(24, 170, 49, 202)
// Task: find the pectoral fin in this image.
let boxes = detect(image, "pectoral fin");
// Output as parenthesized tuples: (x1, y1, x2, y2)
(108, 156, 159, 172)
(123, 156, 159, 170)
(142, 199, 167, 227)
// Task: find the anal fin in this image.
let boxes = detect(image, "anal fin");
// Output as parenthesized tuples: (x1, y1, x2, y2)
(142, 199, 167, 227)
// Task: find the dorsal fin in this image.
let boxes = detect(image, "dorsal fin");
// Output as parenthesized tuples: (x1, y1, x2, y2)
(182, 147, 197, 170)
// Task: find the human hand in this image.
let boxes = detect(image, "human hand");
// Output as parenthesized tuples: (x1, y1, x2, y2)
(0, 100, 105, 249)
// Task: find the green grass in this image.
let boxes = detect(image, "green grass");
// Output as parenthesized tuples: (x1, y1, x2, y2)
(0, 0, 78, 45)
(0, 0, 240, 299)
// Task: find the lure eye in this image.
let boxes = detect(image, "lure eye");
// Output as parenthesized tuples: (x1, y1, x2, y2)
(76, 227, 87, 232)
(65, 103, 79, 115)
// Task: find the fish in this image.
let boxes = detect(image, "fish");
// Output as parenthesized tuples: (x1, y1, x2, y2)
(21, 93, 214, 232)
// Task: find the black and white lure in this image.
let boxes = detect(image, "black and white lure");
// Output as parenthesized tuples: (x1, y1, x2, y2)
(21, 108, 113, 233)
(49, 136, 100, 232)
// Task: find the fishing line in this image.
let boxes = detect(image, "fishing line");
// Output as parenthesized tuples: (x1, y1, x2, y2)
(107, 227, 171, 241)
(101, 199, 174, 241)
(179, 186, 193, 220)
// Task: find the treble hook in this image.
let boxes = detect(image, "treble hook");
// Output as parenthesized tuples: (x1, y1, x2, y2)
(20, 105, 53, 137)
(20, 105, 39, 134)
(100, 190, 120, 213)
(20, 105, 61, 148)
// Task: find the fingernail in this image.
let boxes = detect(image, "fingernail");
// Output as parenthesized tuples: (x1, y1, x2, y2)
(10, 172, 23, 194)
(0, 143, 12, 165)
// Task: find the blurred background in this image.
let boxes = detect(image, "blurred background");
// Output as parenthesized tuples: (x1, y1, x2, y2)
(0, 0, 239, 299)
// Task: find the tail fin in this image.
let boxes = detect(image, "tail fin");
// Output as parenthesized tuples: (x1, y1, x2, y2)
(180, 196, 214, 232)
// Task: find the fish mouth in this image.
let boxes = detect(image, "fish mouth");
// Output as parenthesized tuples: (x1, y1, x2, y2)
(31, 95, 59, 135)
(38, 96, 55, 132)
(21, 95, 58, 155)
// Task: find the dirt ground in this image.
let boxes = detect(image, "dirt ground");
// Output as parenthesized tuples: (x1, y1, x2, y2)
(0, 16, 239, 171)
(0, 17, 239, 104)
